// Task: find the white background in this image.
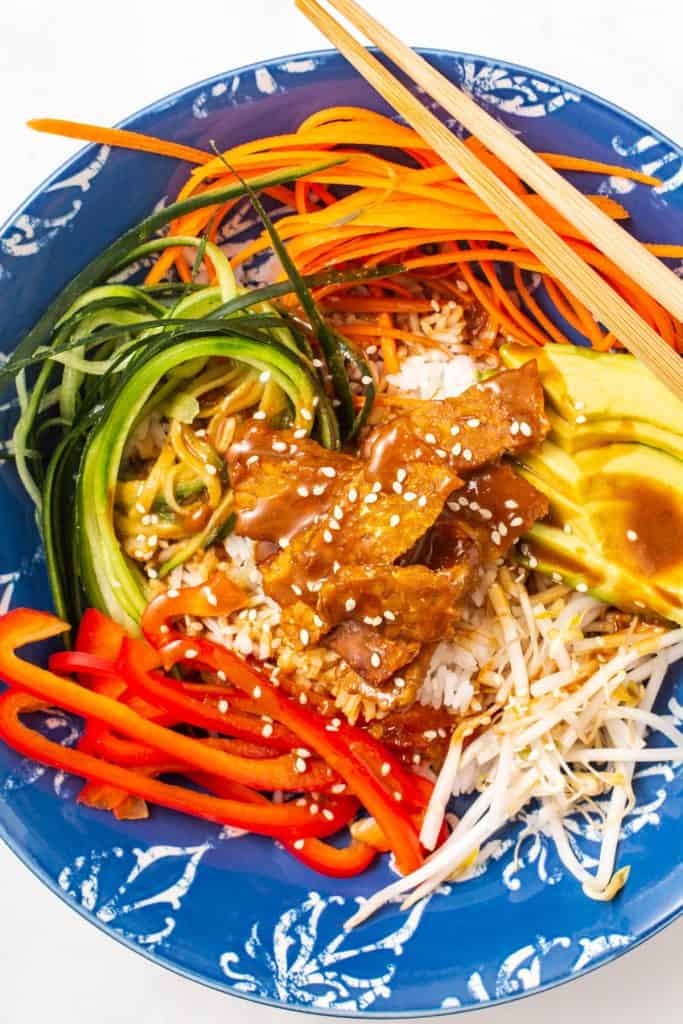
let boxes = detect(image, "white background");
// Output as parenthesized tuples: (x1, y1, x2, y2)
(0, 1, 681, 1021)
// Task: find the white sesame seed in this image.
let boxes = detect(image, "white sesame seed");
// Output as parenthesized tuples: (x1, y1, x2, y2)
(504, 499, 519, 509)
(563, 523, 573, 535)
(252, 685, 262, 699)
(146, 567, 158, 579)
(322, 809, 335, 821)
(328, 518, 340, 531)
(262, 723, 274, 738)
(451, 442, 462, 456)
(552, 572, 563, 583)
(479, 508, 493, 520)
(575, 414, 587, 425)
(491, 530, 501, 546)
(528, 556, 539, 569)
(396, 468, 407, 483)
(370, 652, 381, 669)
(403, 491, 417, 502)
(463, 448, 472, 461)
(299, 692, 308, 705)
(510, 516, 524, 527)
(393, 791, 403, 802)
(333, 505, 344, 520)
(272, 440, 287, 453)
(425, 432, 437, 445)
(331, 782, 346, 794)
(626, 529, 638, 541)
(394, 676, 405, 689)
(364, 493, 378, 504)
(296, 485, 310, 498)
(345, 598, 356, 612)
(519, 421, 533, 437)
(312, 483, 326, 496)
(348, 487, 358, 502)
(312, 358, 324, 368)
(372, 481, 382, 493)
(423, 730, 437, 741)
(293, 839, 305, 850)
(510, 421, 520, 435)
(291, 584, 303, 596)
(259, 370, 271, 382)
(361, 375, 373, 386)
(293, 428, 307, 439)
(246, 455, 259, 467)
(279, 536, 290, 549)
(467, 418, 480, 428)
(417, 495, 427, 507)
(392, 481, 403, 495)
(381, 762, 391, 777)
(323, 529, 333, 543)
(450, 425, 460, 436)
(218, 699, 229, 713)
(217, 670, 227, 682)
(252, 410, 267, 421)
(389, 514, 400, 527)
(295, 758, 307, 773)
(313, 614, 324, 628)
(301, 408, 313, 421)
(309, 803, 319, 815)
(498, 522, 508, 537)
(204, 587, 218, 606)
(299, 628, 310, 646)
(435, 448, 447, 458)
(320, 466, 336, 478)
(576, 582, 589, 592)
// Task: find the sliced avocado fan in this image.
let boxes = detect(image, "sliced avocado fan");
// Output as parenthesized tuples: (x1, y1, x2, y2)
(500, 343, 683, 624)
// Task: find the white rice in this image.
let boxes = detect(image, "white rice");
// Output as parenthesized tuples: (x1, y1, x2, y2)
(386, 352, 478, 400)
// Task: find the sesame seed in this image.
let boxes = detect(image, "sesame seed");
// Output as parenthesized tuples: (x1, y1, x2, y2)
(295, 758, 307, 773)
(297, 485, 310, 498)
(262, 723, 274, 738)
(563, 523, 573, 535)
(510, 421, 520, 435)
(364, 616, 383, 627)
(457, 495, 468, 506)
(491, 530, 501, 545)
(204, 587, 218, 606)
(372, 480, 382, 493)
(384, 610, 396, 622)
(293, 839, 305, 850)
(552, 572, 563, 583)
(403, 491, 417, 502)
(322, 809, 335, 821)
(217, 670, 227, 682)
(504, 499, 519, 509)
(467, 418, 480, 428)
(450, 425, 460, 436)
(528, 556, 539, 568)
(370, 652, 381, 668)
(313, 614, 324, 628)
(146, 567, 158, 579)
(479, 508, 493, 520)
(498, 523, 508, 538)
(312, 358, 324, 368)
(389, 514, 400, 527)
(301, 408, 313, 421)
(393, 791, 403, 802)
(510, 516, 524, 527)
(575, 414, 587, 425)
(333, 505, 344, 520)
(392, 481, 403, 495)
(272, 440, 287, 452)
(423, 730, 437, 741)
(252, 685, 262, 699)
(435, 448, 447, 458)
(345, 598, 356, 612)
(293, 428, 307, 439)
(364, 493, 378, 504)
(381, 762, 391, 776)
(252, 410, 267, 421)
(425, 432, 437, 445)
(291, 584, 303, 596)
(218, 699, 229, 713)
(395, 676, 405, 689)
(348, 487, 358, 502)
(299, 628, 310, 646)
(331, 783, 346, 794)
(463, 448, 472, 461)
(396, 468, 407, 483)
(328, 518, 340, 532)
(361, 375, 373, 386)
(246, 455, 259, 467)
(576, 582, 589, 593)
(147, 535, 158, 547)
(574, 399, 586, 410)
(312, 483, 326, 496)
(279, 536, 290, 549)
(519, 421, 533, 437)
(298, 692, 308, 705)
(626, 529, 638, 541)
(451, 442, 462, 456)
(135, 502, 146, 515)
(295, 747, 311, 758)
(323, 530, 333, 543)
(417, 496, 427, 507)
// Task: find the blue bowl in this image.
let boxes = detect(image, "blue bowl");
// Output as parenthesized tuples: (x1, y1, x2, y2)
(1, 49, 682, 1018)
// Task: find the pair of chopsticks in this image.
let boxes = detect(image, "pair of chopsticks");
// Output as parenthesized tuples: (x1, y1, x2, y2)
(295, 0, 683, 400)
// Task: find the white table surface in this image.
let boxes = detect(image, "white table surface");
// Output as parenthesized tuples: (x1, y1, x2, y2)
(1, 1, 681, 1021)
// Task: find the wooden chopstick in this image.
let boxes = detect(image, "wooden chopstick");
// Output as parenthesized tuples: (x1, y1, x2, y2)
(295, 0, 683, 400)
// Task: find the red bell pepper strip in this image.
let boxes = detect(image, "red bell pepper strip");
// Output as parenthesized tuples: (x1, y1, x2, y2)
(157, 633, 424, 875)
(0, 610, 336, 797)
(76, 608, 127, 664)
(0, 686, 354, 840)
(194, 771, 376, 877)
(141, 573, 249, 647)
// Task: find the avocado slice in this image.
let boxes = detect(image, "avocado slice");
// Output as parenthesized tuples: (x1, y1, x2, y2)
(517, 442, 683, 624)
(547, 408, 683, 462)
(500, 342, 683, 438)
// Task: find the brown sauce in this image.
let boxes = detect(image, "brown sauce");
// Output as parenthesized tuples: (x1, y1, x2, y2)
(602, 478, 683, 578)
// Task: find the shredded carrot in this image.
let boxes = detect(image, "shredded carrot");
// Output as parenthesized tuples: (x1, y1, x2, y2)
(28, 118, 212, 165)
(378, 312, 400, 373)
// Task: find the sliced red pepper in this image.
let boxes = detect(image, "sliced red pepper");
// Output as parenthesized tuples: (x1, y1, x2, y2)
(0, 610, 335, 797)
(0, 686, 353, 840)
(142, 573, 249, 647)
(76, 608, 127, 663)
(158, 633, 424, 875)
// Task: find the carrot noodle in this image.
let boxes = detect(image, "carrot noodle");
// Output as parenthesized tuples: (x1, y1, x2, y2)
(32, 105, 678, 355)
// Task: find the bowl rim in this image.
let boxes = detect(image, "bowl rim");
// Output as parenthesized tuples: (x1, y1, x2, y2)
(0, 45, 681, 1018)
